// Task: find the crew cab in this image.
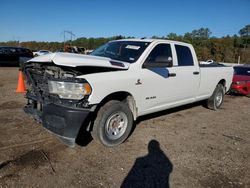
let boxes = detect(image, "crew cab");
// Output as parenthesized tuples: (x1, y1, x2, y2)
(21, 39, 234, 147)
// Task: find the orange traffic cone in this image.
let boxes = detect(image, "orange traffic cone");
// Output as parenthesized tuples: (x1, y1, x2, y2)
(16, 70, 26, 93)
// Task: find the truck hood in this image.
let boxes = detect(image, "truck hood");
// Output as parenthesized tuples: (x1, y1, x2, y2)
(27, 52, 130, 69)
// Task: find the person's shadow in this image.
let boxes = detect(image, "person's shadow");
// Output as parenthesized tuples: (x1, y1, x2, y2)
(121, 140, 173, 188)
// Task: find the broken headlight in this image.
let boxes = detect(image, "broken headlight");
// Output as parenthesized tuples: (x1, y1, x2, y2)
(48, 81, 92, 100)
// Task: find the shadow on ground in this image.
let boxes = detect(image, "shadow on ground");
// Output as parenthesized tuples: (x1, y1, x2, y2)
(121, 140, 173, 188)
(75, 130, 93, 147)
(75, 113, 94, 146)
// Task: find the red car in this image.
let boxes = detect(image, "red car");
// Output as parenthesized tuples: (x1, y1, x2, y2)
(230, 65, 250, 97)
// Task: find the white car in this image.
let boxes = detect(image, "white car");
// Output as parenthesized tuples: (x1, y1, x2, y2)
(22, 39, 233, 147)
(33, 50, 51, 56)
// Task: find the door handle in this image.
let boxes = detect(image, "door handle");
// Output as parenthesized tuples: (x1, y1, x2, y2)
(193, 71, 200, 75)
(168, 73, 176, 77)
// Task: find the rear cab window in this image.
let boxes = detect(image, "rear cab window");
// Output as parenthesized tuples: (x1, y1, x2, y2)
(175, 45, 194, 66)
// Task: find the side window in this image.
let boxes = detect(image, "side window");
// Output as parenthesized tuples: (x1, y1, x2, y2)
(146, 43, 172, 63)
(175, 45, 194, 66)
(17, 48, 23, 54)
(3, 48, 10, 54)
(0, 47, 4, 54)
(9, 48, 17, 54)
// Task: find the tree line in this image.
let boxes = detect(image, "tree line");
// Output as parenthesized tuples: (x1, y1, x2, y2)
(0, 25, 249, 64)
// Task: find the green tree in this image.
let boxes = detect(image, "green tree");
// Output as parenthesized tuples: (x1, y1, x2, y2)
(239, 24, 250, 37)
(191, 27, 211, 39)
(166, 33, 182, 41)
(239, 24, 250, 63)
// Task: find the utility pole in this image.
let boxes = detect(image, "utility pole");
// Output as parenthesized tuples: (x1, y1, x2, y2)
(242, 26, 249, 64)
(13, 36, 20, 47)
(63, 30, 75, 49)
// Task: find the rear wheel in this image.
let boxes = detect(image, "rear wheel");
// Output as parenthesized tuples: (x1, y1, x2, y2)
(91, 100, 133, 147)
(206, 84, 225, 110)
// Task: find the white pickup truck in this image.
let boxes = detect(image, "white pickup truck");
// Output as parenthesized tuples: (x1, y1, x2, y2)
(22, 39, 233, 147)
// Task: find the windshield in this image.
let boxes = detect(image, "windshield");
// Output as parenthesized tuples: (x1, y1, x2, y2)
(234, 67, 250, 76)
(91, 41, 150, 63)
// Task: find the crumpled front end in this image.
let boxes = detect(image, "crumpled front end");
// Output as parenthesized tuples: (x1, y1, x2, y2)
(22, 62, 92, 146)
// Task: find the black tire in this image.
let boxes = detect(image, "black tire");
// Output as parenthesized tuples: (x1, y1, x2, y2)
(91, 100, 133, 147)
(206, 84, 225, 110)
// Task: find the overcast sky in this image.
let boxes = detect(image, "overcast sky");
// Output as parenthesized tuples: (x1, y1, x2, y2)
(0, 0, 250, 42)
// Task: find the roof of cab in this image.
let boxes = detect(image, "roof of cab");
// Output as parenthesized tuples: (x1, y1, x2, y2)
(114, 38, 192, 46)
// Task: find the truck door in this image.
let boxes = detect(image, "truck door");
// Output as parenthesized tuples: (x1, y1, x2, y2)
(172, 44, 200, 102)
(138, 43, 200, 116)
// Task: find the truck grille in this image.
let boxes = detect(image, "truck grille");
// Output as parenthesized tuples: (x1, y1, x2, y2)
(24, 64, 51, 102)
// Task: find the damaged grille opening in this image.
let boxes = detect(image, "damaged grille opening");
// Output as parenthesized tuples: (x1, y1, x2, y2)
(22, 62, 100, 109)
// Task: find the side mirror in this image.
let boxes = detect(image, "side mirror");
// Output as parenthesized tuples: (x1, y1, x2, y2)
(143, 56, 173, 68)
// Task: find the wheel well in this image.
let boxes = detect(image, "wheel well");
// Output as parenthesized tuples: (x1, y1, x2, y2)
(218, 79, 226, 86)
(98, 92, 137, 120)
(218, 79, 226, 91)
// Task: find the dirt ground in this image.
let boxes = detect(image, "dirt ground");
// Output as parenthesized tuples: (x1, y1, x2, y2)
(0, 67, 249, 188)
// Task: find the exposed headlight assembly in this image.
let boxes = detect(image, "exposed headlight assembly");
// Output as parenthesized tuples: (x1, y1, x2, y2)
(48, 81, 92, 100)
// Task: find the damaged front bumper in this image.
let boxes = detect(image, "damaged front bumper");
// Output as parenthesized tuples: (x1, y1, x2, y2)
(24, 101, 90, 147)
(21, 62, 93, 147)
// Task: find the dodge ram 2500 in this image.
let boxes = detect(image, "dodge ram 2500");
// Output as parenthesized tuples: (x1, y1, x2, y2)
(21, 39, 234, 147)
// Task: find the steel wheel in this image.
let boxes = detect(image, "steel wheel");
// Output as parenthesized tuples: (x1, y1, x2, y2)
(207, 84, 225, 110)
(105, 112, 128, 140)
(92, 100, 133, 147)
(215, 90, 223, 107)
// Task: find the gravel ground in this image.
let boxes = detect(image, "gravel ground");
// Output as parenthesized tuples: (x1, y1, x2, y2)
(0, 67, 249, 188)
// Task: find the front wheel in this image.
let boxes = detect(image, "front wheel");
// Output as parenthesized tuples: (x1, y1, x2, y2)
(91, 100, 133, 147)
(206, 84, 225, 110)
